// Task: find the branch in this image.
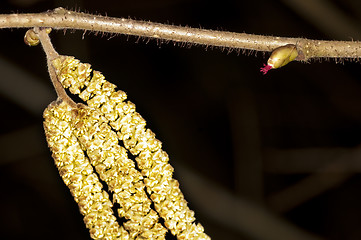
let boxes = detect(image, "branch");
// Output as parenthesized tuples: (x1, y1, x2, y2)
(1, 7, 361, 61)
(32, 27, 77, 108)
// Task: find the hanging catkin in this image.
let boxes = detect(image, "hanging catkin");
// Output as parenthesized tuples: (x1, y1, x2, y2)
(43, 55, 210, 240)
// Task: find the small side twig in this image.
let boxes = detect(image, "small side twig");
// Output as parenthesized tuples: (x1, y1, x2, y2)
(1, 7, 361, 61)
(31, 27, 77, 108)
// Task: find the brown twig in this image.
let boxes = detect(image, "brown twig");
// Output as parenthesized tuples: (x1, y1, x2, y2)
(33, 27, 77, 108)
(1, 8, 361, 61)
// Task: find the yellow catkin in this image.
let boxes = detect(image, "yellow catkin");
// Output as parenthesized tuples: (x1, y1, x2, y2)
(51, 56, 211, 240)
(43, 100, 129, 240)
(72, 104, 167, 239)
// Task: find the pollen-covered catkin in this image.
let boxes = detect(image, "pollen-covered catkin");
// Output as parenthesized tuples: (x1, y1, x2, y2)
(71, 105, 167, 239)
(43, 100, 129, 240)
(51, 55, 211, 239)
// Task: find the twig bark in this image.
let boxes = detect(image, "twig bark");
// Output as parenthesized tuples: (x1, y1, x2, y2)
(34, 27, 77, 108)
(1, 7, 361, 61)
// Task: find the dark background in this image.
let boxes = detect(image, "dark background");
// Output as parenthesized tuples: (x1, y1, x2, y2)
(1, 0, 361, 239)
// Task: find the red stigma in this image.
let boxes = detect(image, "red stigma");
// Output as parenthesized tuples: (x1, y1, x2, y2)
(260, 64, 272, 75)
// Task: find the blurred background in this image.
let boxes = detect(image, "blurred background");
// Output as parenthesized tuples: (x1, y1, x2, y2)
(1, 0, 361, 239)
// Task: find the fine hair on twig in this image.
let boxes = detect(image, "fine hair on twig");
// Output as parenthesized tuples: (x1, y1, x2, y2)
(1, 7, 361, 63)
